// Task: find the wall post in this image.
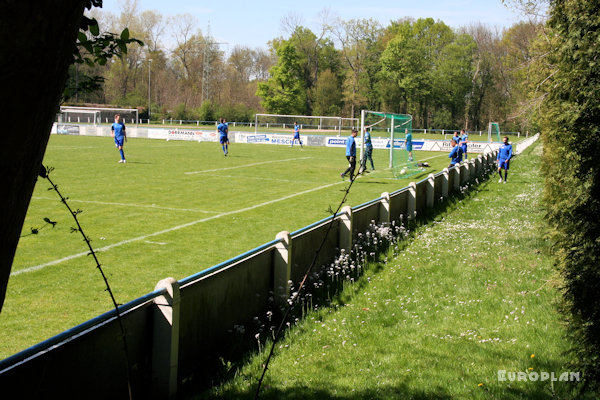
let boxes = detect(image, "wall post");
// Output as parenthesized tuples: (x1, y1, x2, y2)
(152, 277, 181, 400)
(339, 206, 353, 253)
(379, 192, 391, 224)
(274, 231, 292, 306)
(407, 182, 417, 220)
(426, 174, 435, 208)
(442, 168, 449, 200)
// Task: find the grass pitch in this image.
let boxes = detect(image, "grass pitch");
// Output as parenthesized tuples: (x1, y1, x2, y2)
(1, 134, 450, 359)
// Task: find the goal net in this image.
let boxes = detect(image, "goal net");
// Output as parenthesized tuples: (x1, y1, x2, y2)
(58, 106, 139, 126)
(489, 122, 501, 142)
(360, 110, 419, 178)
(254, 113, 358, 136)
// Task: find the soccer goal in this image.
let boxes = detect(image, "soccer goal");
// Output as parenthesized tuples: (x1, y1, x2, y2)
(360, 110, 418, 178)
(58, 106, 139, 126)
(489, 122, 501, 142)
(254, 113, 358, 136)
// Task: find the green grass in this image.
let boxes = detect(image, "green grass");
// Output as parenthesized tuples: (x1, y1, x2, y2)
(1, 135, 451, 359)
(200, 142, 581, 399)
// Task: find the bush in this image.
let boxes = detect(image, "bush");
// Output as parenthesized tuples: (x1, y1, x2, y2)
(541, 0, 600, 394)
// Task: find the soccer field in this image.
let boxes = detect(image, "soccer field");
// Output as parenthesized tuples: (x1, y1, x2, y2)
(1, 134, 451, 358)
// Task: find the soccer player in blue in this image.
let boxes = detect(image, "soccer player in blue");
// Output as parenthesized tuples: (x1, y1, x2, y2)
(452, 130, 462, 146)
(497, 136, 513, 183)
(360, 128, 374, 173)
(448, 137, 463, 168)
(341, 129, 358, 180)
(405, 128, 413, 161)
(460, 129, 468, 159)
(217, 117, 229, 156)
(110, 114, 127, 163)
(291, 121, 303, 149)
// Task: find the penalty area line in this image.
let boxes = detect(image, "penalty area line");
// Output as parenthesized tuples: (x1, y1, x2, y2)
(184, 157, 311, 175)
(12, 179, 346, 276)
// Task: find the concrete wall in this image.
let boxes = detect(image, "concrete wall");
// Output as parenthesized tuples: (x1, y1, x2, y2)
(0, 134, 539, 398)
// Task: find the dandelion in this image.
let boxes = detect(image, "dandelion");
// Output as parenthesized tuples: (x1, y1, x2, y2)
(531, 354, 535, 358)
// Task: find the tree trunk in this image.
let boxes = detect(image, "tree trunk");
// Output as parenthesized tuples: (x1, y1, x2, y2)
(0, 1, 86, 312)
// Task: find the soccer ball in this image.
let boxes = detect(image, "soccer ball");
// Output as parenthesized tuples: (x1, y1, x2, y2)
(400, 168, 406, 175)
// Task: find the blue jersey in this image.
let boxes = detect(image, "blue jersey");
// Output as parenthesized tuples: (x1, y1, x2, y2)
(294, 124, 300, 135)
(449, 146, 463, 165)
(217, 122, 228, 137)
(111, 122, 126, 138)
(453, 135, 461, 144)
(497, 143, 513, 161)
(405, 132, 413, 151)
(346, 135, 356, 157)
(364, 131, 372, 149)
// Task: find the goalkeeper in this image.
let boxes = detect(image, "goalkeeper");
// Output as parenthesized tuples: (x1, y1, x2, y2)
(341, 129, 358, 180)
(360, 128, 375, 173)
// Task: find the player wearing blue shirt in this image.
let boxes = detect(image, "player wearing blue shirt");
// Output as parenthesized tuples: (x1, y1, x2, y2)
(460, 129, 468, 159)
(217, 117, 229, 156)
(448, 138, 463, 168)
(341, 129, 358, 180)
(452, 131, 461, 146)
(291, 121, 303, 149)
(405, 129, 413, 161)
(110, 114, 127, 163)
(497, 136, 513, 183)
(360, 128, 375, 172)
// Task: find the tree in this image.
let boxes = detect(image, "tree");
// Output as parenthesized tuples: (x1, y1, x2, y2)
(541, 0, 600, 393)
(0, 0, 88, 312)
(312, 69, 343, 116)
(256, 42, 307, 115)
(333, 18, 383, 118)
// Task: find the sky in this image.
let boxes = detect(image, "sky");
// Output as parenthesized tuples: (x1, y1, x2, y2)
(99, 0, 527, 50)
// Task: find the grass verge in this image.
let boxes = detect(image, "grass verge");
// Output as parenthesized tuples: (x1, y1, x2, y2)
(201, 142, 581, 399)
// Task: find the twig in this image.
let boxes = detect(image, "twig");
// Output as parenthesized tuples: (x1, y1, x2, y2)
(39, 165, 133, 400)
(254, 174, 358, 399)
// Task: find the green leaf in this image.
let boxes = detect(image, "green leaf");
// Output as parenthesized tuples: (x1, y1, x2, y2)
(90, 21, 100, 36)
(120, 28, 130, 41)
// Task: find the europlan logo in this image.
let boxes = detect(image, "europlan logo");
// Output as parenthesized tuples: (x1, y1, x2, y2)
(498, 370, 581, 382)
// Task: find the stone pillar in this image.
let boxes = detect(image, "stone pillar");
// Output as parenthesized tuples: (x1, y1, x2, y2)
(152, 277, 180, 400)
(407, 182, 417, 220)
(274, 231, 292, 306)
(339, 206, 353, 253)
(426, 174, 435, 208)
(379, 192, 390, 224)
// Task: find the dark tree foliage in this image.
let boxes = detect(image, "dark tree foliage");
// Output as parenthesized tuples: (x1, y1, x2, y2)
(542, 0, 600, 393)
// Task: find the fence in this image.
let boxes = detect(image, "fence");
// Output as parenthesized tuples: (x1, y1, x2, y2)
(0, 135, 539, 399)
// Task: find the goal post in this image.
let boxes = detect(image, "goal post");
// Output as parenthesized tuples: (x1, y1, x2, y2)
(254, 113, 358, 136)
(489, 122, 501, 142)
(360, 110, 415, 178)
(59, 106, 139, 126)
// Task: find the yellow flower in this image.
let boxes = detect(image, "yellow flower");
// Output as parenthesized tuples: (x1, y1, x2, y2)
(478, 383, 483, 387)
(530, 354, 535, 358)
(529, 367, 534, 371)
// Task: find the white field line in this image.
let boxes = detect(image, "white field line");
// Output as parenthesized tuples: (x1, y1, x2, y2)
(184, 157, 311, 174)
(12, 179, 346, 276)
(31, 196, 218, 214)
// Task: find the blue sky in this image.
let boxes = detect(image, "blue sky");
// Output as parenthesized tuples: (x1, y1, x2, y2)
(100, 0, 526, 49)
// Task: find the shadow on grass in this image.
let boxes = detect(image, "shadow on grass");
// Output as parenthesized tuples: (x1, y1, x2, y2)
(178, 168, 501, 399)
(195, 381, 453, 400)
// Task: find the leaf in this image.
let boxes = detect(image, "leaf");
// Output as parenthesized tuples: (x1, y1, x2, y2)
(90, 21, 100, 36)
(120, 28, 130, 41)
